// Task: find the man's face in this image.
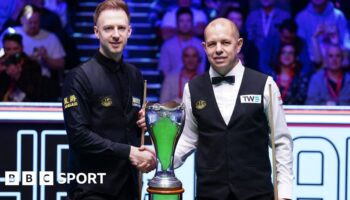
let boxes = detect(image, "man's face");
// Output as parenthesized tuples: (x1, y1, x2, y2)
(177, 13, 193, 35)
(94, 9, 131, 59)
(21, 12, 41, 36)
(227, 11, 243, 30)
(280, 29, 296, 44)
(326, 46, 342, 71)
(203, 22, 243, 75)
(183, 47, 200, 71)
(4, 40, 23, 56)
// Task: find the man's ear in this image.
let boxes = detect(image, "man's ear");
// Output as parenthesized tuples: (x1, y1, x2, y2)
(127, 25, 132, 38)
(94, 26, 99, 39)
(237, 38, 244, 53)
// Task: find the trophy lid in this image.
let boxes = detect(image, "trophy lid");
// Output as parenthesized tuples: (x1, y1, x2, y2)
(146, 101, 184, 111)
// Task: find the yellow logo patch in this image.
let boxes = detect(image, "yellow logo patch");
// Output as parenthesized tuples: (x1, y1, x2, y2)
(132, 96, 141, 108)
(195, 100, 207, 110)
(64, 95, 78, 109)
(101, 97, 113, 107)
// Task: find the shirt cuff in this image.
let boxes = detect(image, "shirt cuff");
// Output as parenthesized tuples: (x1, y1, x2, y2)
(278, 182, 292, 199)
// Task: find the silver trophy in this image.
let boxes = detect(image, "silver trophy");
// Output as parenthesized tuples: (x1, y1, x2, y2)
(145, 101, 185, 199)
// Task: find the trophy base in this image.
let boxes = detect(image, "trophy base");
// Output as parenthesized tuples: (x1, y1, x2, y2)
(147, 187, 184, 200)
(148, 174, 182, 188)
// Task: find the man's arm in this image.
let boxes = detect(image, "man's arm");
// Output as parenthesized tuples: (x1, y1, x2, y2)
(174, 83, 198, 168)
(62, 68, 155, 171)
(264, 77, 293, 200)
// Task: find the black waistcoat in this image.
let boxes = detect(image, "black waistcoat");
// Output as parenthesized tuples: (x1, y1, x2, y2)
(189, 68, 272, 200)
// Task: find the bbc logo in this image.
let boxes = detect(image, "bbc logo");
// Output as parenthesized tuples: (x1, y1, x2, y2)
(5, 171, 106, 186)
(5, 171, 54, 186)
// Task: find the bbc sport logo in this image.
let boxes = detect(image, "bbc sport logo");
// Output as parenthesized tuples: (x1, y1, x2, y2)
(5, 171, 106, 186)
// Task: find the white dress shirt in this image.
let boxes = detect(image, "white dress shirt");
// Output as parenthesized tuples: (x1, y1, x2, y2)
(174, 61, 293, 199)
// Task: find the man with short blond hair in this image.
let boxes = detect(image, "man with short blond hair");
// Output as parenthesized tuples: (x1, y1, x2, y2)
(62, 0, 155, 199)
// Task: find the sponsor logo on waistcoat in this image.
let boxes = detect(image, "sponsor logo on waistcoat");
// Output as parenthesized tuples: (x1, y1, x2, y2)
(101, 97, 113, 107)
(195, 100, 207, 110)
(240, 95, 261, 104)
(132, 96, 141, 108)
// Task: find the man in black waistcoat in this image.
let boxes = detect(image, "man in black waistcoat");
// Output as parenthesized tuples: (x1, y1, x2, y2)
(174, 18, 293, 200)
(62, 0, 156, 199)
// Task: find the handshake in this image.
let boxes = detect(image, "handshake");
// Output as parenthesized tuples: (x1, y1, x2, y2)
(129, 145, 157, 173)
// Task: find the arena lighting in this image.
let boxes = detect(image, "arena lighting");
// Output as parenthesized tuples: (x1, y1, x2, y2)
(0, 102, 63, 122)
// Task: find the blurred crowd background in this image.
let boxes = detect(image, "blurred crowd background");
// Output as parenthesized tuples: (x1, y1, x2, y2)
(0, 0, 349, 105)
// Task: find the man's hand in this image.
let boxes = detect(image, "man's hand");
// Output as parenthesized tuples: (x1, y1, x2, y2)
(129, 146, 156, 173)
(136, 109, 147, 131)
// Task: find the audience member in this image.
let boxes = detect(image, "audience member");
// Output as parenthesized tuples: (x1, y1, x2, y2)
(223, 6, 259, 71)
(311, 23, 349, 68)
(272, 44, 310, 105)
(158, 7, 205, 77)
(1, 33, 23, 57)
(28, 0, 80, 70)
(0, 33, 58, 101)
(0, 52, 57, 102)
(160, 0, 208, 40)
(306, 45, 350, 105)
(1, 33, 25, 74)
(296, 0, 350, 63)
(3, 5, 66, 100)
(246, 0, 290, 52)
(260, 19, 312, 74)
(160, 46, 200, 103)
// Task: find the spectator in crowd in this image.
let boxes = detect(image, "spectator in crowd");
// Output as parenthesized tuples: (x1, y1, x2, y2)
(7, 5, 66, 100)
(0, 33, 24, 74)
(158, 7, 206, 77)
(296, 0, 350, 62)
(0, 53, 26, 101)
(311, 23, 349, 68)
(160, 46, 200, 103)
(0, 52, 43, 102)
(260, 19, 313, 74)
(223, 6, 259, 71)
(246, 0, 290, 52)
(272, 44, 310, 105)
(306, 44, 350, 105)
(160, 0, 208, 40)
(1, 33, 23, 58)
(0, 33, 58, 101)
(27, 0, 64, 34)
(28, 0, 80, 70)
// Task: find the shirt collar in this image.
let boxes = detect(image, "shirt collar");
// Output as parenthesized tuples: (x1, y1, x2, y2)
(209, 60, 244, 79)
(94, 51, 124, 72)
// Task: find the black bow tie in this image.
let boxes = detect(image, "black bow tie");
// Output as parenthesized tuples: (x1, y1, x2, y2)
(211, 76, 235, 85)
